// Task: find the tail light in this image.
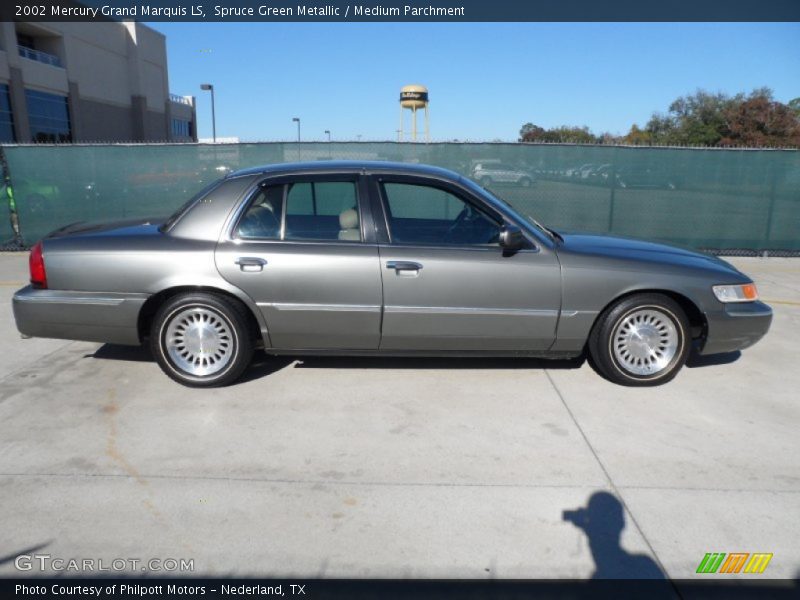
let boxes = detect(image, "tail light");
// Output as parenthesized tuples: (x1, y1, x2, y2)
(29, 241, 47, 289)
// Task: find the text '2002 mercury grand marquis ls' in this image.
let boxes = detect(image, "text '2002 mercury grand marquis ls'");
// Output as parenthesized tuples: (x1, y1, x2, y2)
(13, 161, 772, 387)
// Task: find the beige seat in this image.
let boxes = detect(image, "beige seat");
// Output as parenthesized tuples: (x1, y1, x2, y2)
(338, 208, 360, 241)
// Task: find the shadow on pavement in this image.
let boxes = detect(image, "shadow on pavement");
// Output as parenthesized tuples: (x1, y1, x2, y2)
(85, 344, 152, 362)
(563, 491, 666, 580)
(291, 355, 586, 371)
(686, 349, 741, 368)
(87, 344, 587, 376)
(87, 343, 739, 373)
(0, 541, 50, 567)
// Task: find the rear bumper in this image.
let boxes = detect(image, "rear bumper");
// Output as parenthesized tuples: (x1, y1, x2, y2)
(700, 300, 773, 355)
(13, 286, 148, 346)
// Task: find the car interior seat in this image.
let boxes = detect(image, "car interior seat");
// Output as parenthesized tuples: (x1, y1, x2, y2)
(338, 208, 360, 241)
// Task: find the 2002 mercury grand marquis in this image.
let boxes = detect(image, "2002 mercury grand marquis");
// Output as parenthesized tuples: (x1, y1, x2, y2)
(13, 161, 772, 387)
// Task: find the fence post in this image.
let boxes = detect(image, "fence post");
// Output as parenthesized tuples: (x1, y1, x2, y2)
(762, 158, 778, 252)
(0, 145, 25, 249)
(607, 146, 617, 233)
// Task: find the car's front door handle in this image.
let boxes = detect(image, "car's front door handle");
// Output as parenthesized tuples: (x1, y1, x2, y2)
(235, 257, 267, 272)
(386, 261, 423, 272)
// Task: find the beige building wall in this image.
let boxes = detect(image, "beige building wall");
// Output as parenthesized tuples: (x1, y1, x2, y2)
(0, 20, 196, 143)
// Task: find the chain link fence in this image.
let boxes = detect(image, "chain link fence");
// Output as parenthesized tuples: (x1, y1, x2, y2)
(2, 142, 798, 253)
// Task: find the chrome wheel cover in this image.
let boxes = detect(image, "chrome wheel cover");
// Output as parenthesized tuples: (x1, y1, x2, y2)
(164, 307, 235, 377)
(612, 308, 679, 376)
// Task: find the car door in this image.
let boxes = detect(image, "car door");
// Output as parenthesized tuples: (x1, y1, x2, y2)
(215, 173, 382, 350)
(369, 174, 561, 352)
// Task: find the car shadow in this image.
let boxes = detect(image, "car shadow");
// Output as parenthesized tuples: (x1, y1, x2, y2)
(86, 343, 739, 382)
(685, 348, 741, 368)
(289, 355, 586, 371)
(85, 344, 152, 362)
(87, 344, 586, 383)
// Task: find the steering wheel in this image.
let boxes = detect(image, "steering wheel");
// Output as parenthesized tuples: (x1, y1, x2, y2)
(443, 205, 472, 243)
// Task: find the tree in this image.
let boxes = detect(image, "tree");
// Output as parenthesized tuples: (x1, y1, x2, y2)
(663, 90, 733, 145)
(520, 124, 598, 143)
(721, 90, 800, 147)
(626, 88, 799, 147)
(519, 123, 545, 142)
(519, 88, 800, 147)
(623, 124, 653, 145)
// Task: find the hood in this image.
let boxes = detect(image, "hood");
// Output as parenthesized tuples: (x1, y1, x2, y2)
(46, 217, 163, 239)
(557, 231, 743, 276)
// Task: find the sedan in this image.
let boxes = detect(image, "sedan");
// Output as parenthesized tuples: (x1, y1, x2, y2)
(13, 161, 772, 387)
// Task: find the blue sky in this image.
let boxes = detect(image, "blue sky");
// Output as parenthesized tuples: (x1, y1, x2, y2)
(149, 22, 800, 142)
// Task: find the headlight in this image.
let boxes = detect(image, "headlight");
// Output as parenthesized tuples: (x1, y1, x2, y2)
(712, 283, 759, 303)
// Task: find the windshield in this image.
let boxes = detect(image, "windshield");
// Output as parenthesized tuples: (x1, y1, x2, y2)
(159, 179, 223, 232)
(459, 176, 557, 241)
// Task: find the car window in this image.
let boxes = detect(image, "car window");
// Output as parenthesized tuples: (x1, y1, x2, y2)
(236, 184, 284, 239)
(382, 182, 501, 246)
(160, 178, 222, 232)
(285, 181, 360, 242)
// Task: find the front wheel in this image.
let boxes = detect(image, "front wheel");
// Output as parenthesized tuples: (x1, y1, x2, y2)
(150, 293, 254, 387)
(588, 293, 691, 386)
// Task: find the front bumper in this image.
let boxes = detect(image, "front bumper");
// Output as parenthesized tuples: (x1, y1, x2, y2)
(13, 286, 148, 346)
(700, 300, 773, 355)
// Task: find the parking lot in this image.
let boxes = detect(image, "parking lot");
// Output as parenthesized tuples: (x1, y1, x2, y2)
(0, 252, 798, 583)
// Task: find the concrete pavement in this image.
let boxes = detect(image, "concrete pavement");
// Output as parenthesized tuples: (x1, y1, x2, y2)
(0, 254, 798, 583)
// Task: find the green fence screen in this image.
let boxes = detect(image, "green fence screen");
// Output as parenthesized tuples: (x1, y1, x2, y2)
(2, 142, 798, 252)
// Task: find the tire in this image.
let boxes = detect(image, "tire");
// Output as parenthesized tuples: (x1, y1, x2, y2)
(519, 177, 532, 187)
(150, 292, 255, 387)
(480, 176, 493, 187)
(588, 293, 691, 386)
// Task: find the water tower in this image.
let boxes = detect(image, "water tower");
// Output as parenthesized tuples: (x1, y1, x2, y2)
(399, 84, 429, 142)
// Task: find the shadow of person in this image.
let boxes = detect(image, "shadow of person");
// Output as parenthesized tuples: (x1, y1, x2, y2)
(564, 491, 666, 579)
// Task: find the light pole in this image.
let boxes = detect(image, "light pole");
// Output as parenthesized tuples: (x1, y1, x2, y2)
(324, 129, 331, 142)
(200, 83, 216, 143)
(292, 117, 301, 142)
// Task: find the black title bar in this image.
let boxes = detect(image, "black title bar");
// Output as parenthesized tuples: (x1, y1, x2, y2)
(2, 0, 800, 22)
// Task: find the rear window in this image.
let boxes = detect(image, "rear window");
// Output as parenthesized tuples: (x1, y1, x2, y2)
(159, 179, 222, 232)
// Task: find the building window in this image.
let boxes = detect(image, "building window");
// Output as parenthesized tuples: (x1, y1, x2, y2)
(0, 84, 15, 143)
(25, 89, 71, 143)
(171, 118, 191, 138)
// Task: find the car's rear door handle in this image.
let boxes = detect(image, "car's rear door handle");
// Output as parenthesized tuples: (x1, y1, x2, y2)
(235, 257, 267, 272)
(386, 261, 423, 272)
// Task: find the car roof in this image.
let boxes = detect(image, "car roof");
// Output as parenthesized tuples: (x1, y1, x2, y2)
(227, 160, 462, 181)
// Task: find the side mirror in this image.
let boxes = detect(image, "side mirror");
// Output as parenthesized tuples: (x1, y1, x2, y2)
(499, 225, 526, 252)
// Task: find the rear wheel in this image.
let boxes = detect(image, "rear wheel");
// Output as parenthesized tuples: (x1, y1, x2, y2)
(588, 293, 691, 386)
(480, 176, 493, 187)
(519, 176, 532, 187)
(150, 293, 254, 387)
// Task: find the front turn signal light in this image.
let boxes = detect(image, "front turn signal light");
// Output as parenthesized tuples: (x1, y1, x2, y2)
(712, 283, 758, 303)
